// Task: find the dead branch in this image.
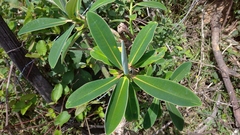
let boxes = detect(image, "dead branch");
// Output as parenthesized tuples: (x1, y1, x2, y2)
(210, 11, 240, 127)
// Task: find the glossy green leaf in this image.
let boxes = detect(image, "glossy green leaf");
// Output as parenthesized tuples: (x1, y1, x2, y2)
(143, 98, 160, 129)
(89, 0, 114, 12)
(105, 76, 129, 135)
(133, 75, 202, 107)
(54, 111, 71, 126)
(125, 83, 139, 121)
(90, 46, 112, 66)
(166, 102, 184, 130)
(135, 1, 167, 10)
(51, 0, 66, 13)
(135, 47, 166, 67)
(48, 24, 75, 68)
(18, 18, 68, 35)
(61, 31, 82, 63)
(36, 40, 47, 56)
(66, 77, 119, 108)
(121, 40, 129, 75)
(170, 62, 192, 82)
(129, 22, 157, 66)
(51, 83, 63, 102)
(87, 11, 122, 69)
(65, 0, 78, 18)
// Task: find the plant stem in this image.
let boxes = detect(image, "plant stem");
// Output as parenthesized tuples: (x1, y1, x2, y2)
(129, 0, 134, 35)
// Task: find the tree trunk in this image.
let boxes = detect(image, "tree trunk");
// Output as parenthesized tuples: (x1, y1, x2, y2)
(0, 15, 60, 111)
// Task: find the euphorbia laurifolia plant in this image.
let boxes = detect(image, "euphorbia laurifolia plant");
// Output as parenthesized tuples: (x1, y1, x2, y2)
(17, 0, 201, 134)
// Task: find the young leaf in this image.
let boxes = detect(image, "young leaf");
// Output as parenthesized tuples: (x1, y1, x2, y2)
(48, 24, 75, 68)
(36, 40, 47, 56)
(135, 1, 167, 10)
(90, 46, 113, 66)
(18, 18, 68, 35)
(121, 40, 129, 75)
(166, 102, 184, 131)
(66, 77, 119, 108)
(105, 76, 129, 135)
(65, 0, 78, 18)
(54, 111, 71, 127)
(89, 0, 114, 12)
(170, 62, 192, 82)
(133, 75, 202, 107)
(125, 83, 139, 121)
(51, 83, 63, 102)
(87, 11, 122, 69)
(143, 98, 160, 129)
(129, 22, 158, 66)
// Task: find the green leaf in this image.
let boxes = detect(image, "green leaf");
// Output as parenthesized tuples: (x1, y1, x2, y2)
(135, 47, 166, 67)
(87, 11, 122, 69)
(48, 24, 75, 68)
(129, 22, 158, 66)
(61, 31, 82, 63)
(36, 40, 47, 56)
(121, 40, 129, 75)
(18, 18, 68, 35)
(166, 102, 184, 131)
(66, 77, 119, 108)
(53, 130, 62, 135)
(51, 83, 63, 102)
(135, 1, 167, 10)
(125, 83, 139, 121)
(105, 76, 129, 135)
(133, 75, 202, 107)
(90, 46, 113, 66)
(170, 62, 192, 82)
(143, 98, 160, 129)
(75, 103, 88, 116)
(54, 111, 71, 126)
(50, 0, 67, 13)
(62, 70, 74, 85)
(89, 0, 115, 12)
(65, 0, 78, 18)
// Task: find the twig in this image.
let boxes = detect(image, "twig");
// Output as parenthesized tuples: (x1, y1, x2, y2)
(85, 118, 91, 135)
(5, 63, 13, 126)
(210, 10, 240, 127)
(222, 0, 233, 29)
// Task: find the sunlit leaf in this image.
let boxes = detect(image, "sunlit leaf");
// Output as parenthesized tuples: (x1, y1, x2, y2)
(87, 11, 122, 69)
(36, 40, 47, 56)
(51, 83, 63, 102)
(48, 24, 75, 68)
(66, 77, 119, 108)
(18, 18, 69, 35)
(49, 0, 66, 13)
(129, 22, 157, 66)
(54, 111, 71, 126)
(170, 62, 192, 82)
(143, 98, 160, 129)
(65, 0, 78, 18)
(166, 102, 184, 130)
(105, 76, 129, 135)
(133, 75, 202, 106)
(89, 0, 114, 12)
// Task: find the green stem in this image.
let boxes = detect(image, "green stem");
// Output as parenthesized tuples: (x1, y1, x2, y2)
(129, 0, 134, 35)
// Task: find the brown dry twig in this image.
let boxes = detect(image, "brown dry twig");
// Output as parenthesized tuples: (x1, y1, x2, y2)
(210, 11, 240, 127)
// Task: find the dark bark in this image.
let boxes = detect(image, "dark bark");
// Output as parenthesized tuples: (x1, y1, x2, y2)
(0, 15, 60, 111)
